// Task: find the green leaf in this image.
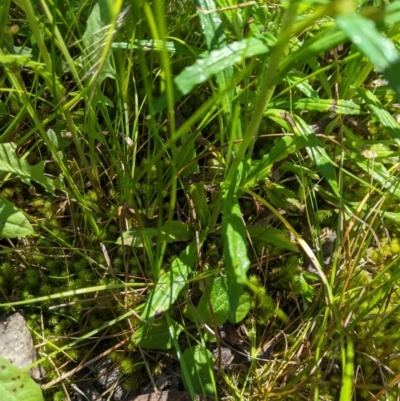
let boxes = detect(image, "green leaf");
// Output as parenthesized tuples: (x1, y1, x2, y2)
(271, 98, 361, 114)
(0, 198, 34, 238)
(278, 27, 347, 81)
(112, 39, 205, 57)
(117, 221, 194, 247)
(132, 319, 182, 350)
(222, 163, 250, 314)
(141, 239, 200, 320)
(117, 227, 157, 247)
(0, 355, 44, 401)
(153, 38, 270, 113)
(248, 227, 299, 252)
(228, 291, 252, 324)
(0, 101, 6, 116)
(181, 346, 215, 396)
(279, 162, 319, 180)
(196, 275, 252, 326)
(246, 135, 302, 184)
(352, 152, 400, 199)
(194, 0, 234, 113)
(356, 87, 400, 146)
(82, 0, 115, 83)
(336, 11, 400, 98)
(292, 115, 339, 196)
(0, 143, 64, 194)
(197, 276, 230, 326)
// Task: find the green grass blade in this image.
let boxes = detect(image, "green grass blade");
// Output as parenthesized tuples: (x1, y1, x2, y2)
(339, 336, 354, 401)
(271, 98, 361, 114)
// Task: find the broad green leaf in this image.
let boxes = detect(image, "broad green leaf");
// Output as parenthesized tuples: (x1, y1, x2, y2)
(0, 355, 44, 401)
(248, 227, 299, 252)
(117, 221, 194, 247)
(153, 38, 270, 113)
(82, 0, 115, 83)
(271, 98, 360, 114)
(141, 239, 200, 320)
(132, 319, 182, 350)
(294, 274, 316, 303)
(117, 227, 157, 247)
(0, 143, 64, 194)
(197, 276, 230, 326)
(222, 164, 250, 313)
(336, 11, 400, 98)
(181, 346, 215, 396)
(0, 198, 34, 238)
(356, 87, 400, 146)
(228, 291, 252, 324)
(292, 115, 339, 196)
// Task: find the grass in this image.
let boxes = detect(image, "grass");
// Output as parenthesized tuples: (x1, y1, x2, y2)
(1, 0, 400, 400)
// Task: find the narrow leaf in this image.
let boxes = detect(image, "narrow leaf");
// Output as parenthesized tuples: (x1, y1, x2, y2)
(246, 135, 303, 184)
(271, 98, 360, 114)
(336, 11, 400, 98)
(356, 87, 400, 146)
(292, 115, 339, 196)
(222, 164, 250, 313)
(153, 38, 270, 113)
(248, 227, 299, 252)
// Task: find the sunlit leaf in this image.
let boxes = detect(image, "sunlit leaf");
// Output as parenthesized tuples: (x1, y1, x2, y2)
(181, 346, 215, 396)
(132, 319, 182, 350)
(293, 115, 339, 196)
(356, 87, 400, 146)
(336, 11, 400, 98)
(153, 38, 270, 113)
(248, 227, 299, 252)
(0, 198, 34, 238)
(0, 143, 64, 194)
(0, 355, 44, 401)
(141, 239, 200, 320)
(82, 0, 115, 83)
(117, 221, 194, 247)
